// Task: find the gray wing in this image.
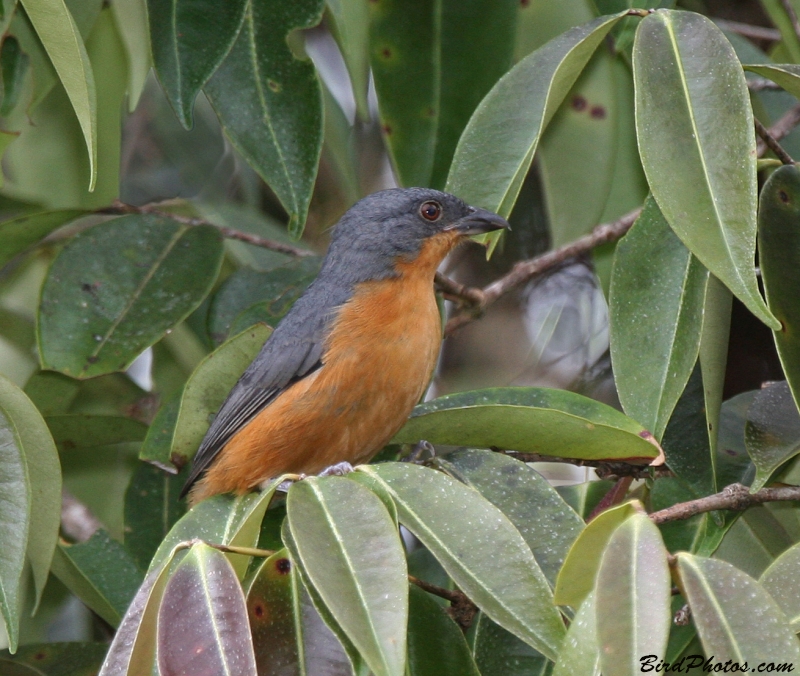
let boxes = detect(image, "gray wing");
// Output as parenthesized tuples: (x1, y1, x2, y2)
(180, 280, 347, 496)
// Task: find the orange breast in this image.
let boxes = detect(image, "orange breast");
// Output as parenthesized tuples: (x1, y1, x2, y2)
(189, 231, 460, 503)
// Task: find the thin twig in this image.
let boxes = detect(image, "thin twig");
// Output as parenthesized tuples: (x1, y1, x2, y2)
(755, 117, 795, 164)
(98, 201, 316, 258)
(713, 18, 781, 42)
(498, 449, 668, 479)
(748, 78, 783, 92)
(434, 272, 485, 306)
(758, 103, 800, 156)
(408, 575, 478, 630)
(649, 483, 800, 525)
(443, 207, 641, 336)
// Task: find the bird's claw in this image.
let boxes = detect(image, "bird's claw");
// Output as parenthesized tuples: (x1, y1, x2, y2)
(318, 461, 355, 477)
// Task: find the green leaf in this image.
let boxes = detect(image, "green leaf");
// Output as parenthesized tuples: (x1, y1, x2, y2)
(18, 0, 97, 189)
(370, 0, 517, 190)
(744, 63, 800, 97)
(326, 0, 369, 120)
(759, 164, 800, 409)
(539, 48, 618, 247)
(610, 197, 708, 440)
(23, 371, 80, 416)
(0, 643, 107, 676)
(632, 10, 777, 329)
(394, 387, 660, 462)
(148, 486, 280, 579)
(50, 529, 144, 627)
(0, 375, 61, 650)
(552, 592, 600, 676)
(110, 0, 150, 111)
(714, 505, 793, 579)
(204, 0, 324, 237)
(446, 11, 626, 217)
(97, 544, 182, 676)
(123, 462, 187, 570)
(38, 215, 223, 378)
(170, 323, 271, 467)
(0, 210, 86, 270)
(554, 501, 639, 607)
(760, 542, 800, 630)
(359, 463, 565, 661)
(207, 259, 320, 344)
(0, 35, 30, 118)
(287, 477, 407, 676)
(471, 612, 552, 676)
(158, 542, 257, 675)
(407, 585, 480, 676)
(45, 414, 147, 449)
(556, 480, 615, 521)
(596, 514, 671, 676)
(137, 388, 182, 470)
(147, 0, 246, 128)
(438, 449, 584, 587)
(676, 553, 800, 663)
(246, 549, 299, 675)
(745, 381, 800, 491)
(757, 0, 800, 63)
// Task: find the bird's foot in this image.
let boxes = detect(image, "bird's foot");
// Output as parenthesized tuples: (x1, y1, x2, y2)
(318, 461, 355, 477)
(273, 473, 306, 493)
(402, 440, 435, 463)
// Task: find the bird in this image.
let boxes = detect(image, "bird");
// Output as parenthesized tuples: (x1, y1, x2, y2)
(181, 187, 509, 504)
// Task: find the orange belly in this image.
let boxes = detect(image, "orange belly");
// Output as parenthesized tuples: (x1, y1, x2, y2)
(189, 269, 443, 502)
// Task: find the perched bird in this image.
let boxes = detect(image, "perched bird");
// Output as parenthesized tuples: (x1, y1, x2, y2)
(181, 188, 509, 504)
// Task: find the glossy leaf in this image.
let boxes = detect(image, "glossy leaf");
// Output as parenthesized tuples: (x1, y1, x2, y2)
(110, 0, 149, 111)
(97, 544, 180, 676)
(0, 374, 61, 650)
(204, 0, 324, 237)
(359, 463, 565, 661)
(610, 196, 708, 440)
(137, 389, 182, 470)
(326, 0, 369, 119)
(439, 448, 584, 587)
(0, 35, 30, 118)
(745, 63, 800, 97)
(123, 463, 187, 570)
(158, 543, 256, 676)
(18, 0, 97, 189)
(395, 387, 660, 462)
(207, 259, 320, 344)
(38, 215, 223, 378)
(553, 592, 600, 676)
(0, 210, 86, 270)
(247, 549, 298, 676)
(407, 585, 480, 676)
(0, 643, 107, 676)
(714, 505, 793, 579)
(760, 542, 800, 630)
(596, 514, 671, 676)
(45, 414, 147, 450)
(149, 486, 280, 577)
(371, 0, 517, 190)
(287, 477, 407, 676)
(759, 164, 800, 409)
(171, 323, 271, 466)
(632, 11, 777, 329)
(147, 0, 246, 128)
(745, 381, 800, 491)
(50, 530, 143, 627)
(446, 12, 626, 217)
(676, 553, 800, 664)
(556, 480, 614, 521)
(756, 0, 800, 63)
(471, 612, 552, 676)
(554, 501, 640, 607)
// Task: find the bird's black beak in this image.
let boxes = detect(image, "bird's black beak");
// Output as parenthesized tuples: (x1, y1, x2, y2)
(445, 207, 510, 236)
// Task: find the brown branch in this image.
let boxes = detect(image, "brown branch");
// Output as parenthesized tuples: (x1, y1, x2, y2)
(408, 575, 478, 630)
(757, 103, 800, 156)
(98, 201, 316, 258)
(754, 117, 795, 164)
(649, 483, 800, 525)
(434, 272, 484, 306)
(61, 489, 102, 543)
(443, 207, 641, 336)
(713, 18, 781, 42)
(748, 78, 783, 92)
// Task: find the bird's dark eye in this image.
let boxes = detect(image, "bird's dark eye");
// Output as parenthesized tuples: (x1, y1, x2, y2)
(419, 201, 442, 221)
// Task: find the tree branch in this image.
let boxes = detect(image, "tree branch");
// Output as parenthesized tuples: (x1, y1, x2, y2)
(757, 103, 800, 156)
(755, 117, 795, 164)
(712, 18, 781, 42)
(98, 200, 316, 258)
(443, 207, 641, 336)
(497, 449, 670, 479)
(649, 483, 800, 525)
(408, 575, 478, 630)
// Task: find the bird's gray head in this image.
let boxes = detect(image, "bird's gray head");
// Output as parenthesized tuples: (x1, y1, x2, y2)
(323, 188, 508, 282)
